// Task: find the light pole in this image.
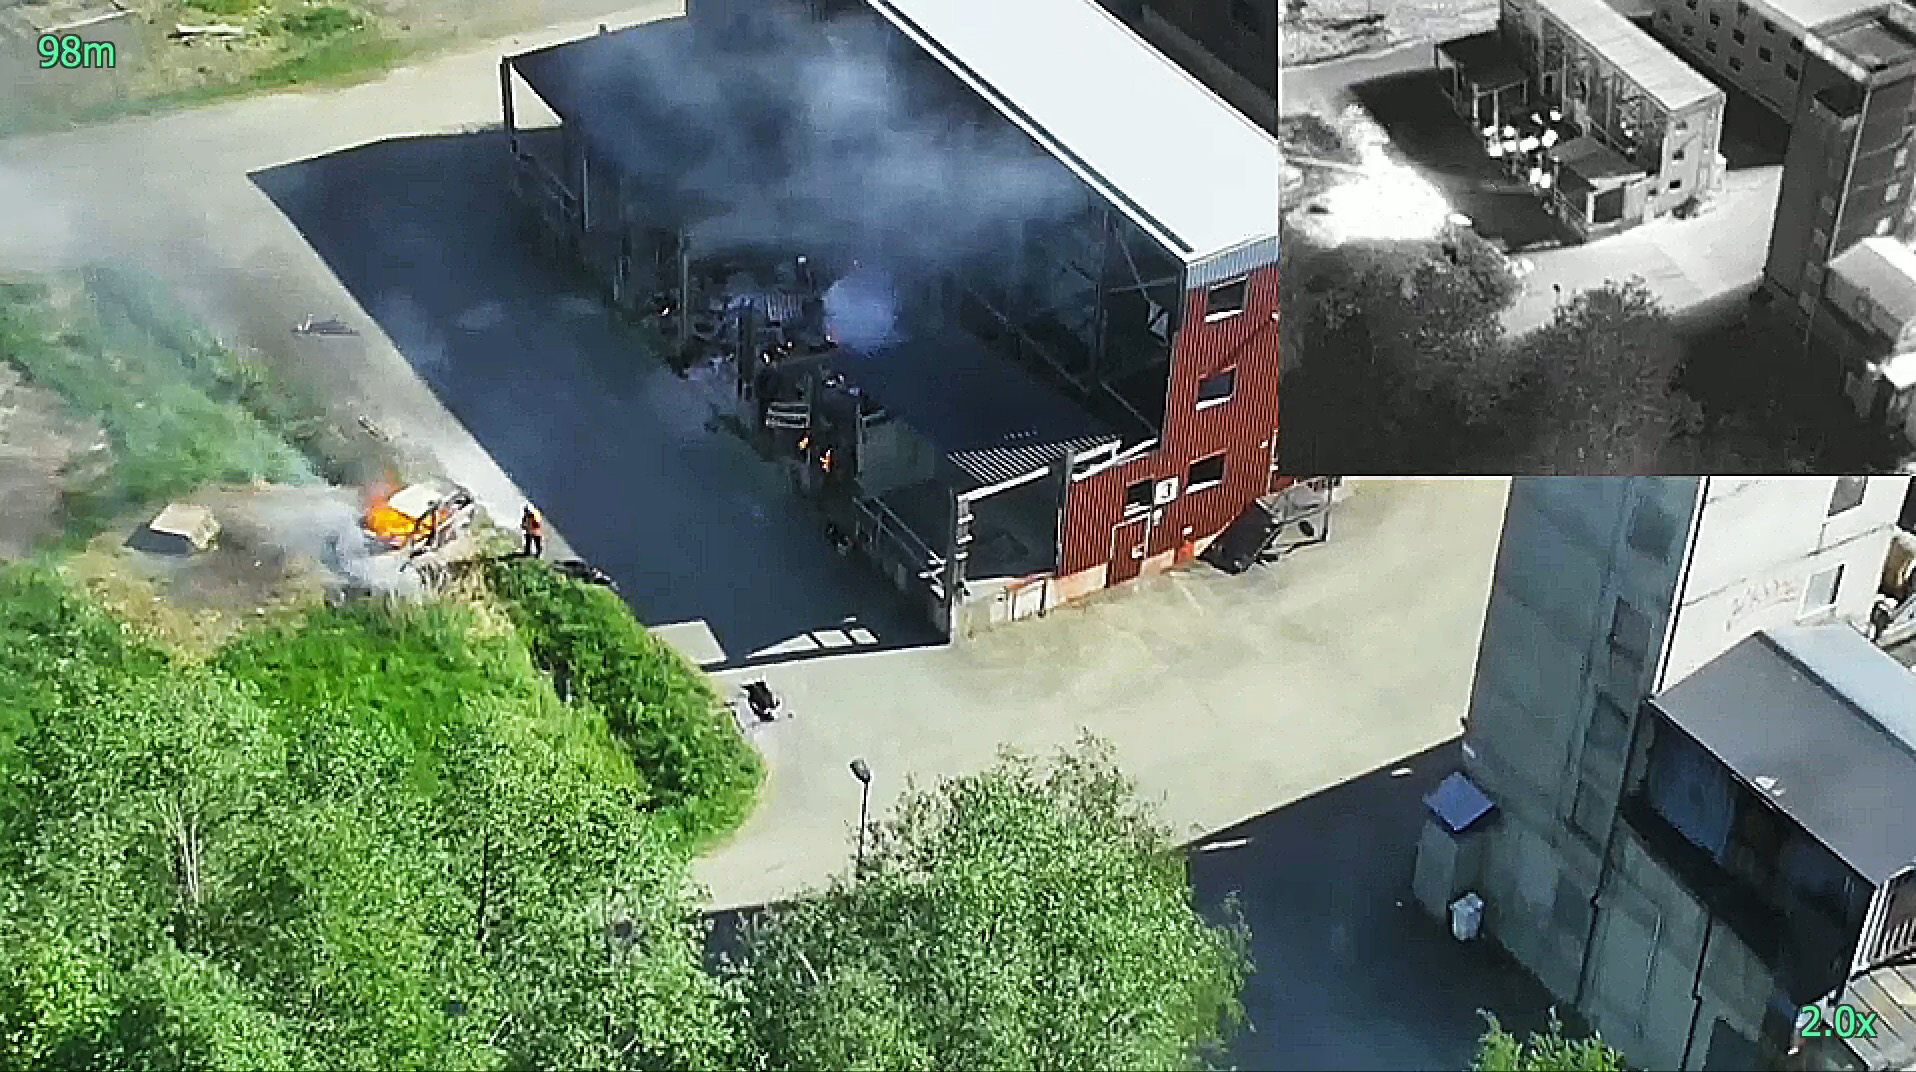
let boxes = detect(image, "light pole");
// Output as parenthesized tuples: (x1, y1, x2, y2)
(849, 758, 873, 878)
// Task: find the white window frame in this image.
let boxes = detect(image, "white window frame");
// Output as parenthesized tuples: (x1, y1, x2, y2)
(1195, 367, 1236, 411)
(1203, 277, 1250, 323)
(1800, 564, 1845, 617)
(1185, 452, 1226, 495)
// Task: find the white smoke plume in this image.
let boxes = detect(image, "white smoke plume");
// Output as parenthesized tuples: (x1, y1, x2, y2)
(553, 3, 1092, 280)
(823, 263, 899, 352)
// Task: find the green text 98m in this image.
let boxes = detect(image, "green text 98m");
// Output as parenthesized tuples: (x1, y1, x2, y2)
(38, 34, 116, 69)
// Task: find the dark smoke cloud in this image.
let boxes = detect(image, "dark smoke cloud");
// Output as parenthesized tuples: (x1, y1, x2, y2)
(553, 3, 1091, 279)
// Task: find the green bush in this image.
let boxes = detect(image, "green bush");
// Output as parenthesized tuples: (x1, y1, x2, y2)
(0, 566, 742, 1071)
(214, 600, 643, 798)
(483, 557, 763, 846)
(278, 5, 365, 41)
(0, 568, 169, 842)
(185, 0, 261, 15)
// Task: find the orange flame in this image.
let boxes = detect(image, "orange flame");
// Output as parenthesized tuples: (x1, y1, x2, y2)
(362, 473, 419, 549)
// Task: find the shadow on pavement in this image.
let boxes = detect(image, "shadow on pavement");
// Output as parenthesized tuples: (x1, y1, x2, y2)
(1187, 739, 1562, 1072)
(1349, 69, 1562, 253)
(249, 128, 940, 670)
(700, 740, 1564, 1070)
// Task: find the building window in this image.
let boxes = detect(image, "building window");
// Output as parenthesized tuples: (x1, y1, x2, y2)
(1830, 475, 1868, 516)
(1588, 693, 1633, 756)
(1609, 599, 1655, 670)
(1628, 498, 1679, 558)
(1570, 777, 1611, 840)
(1670, 177, 1685, 191)
(1686, 0, 1696, 8)
(1684, 22, 1695, 36)
(1709, 12, 1721, 26)
(1205, 277, 1249, 320)
(1898, 148, 1910, 169)
(1733, 29, 1746, 44)
(1892, 183, 1905, 203)
(1791, 36, 1803, 50)
(1812, 226, 1829, 251)
(1676, 119, 1690, 132)
(1706, 39, 1719, 53)
(1759, 46, 1772, 61)
(1785, 63, 1800, 79)
(1880, 217, 1895, 236)
(1186, 453, 1226, 493)
(1736, 1, 1748, 15)
(1803, 564, 1845, 615)
(1196, 367, 1236, 407)
(1764, 18, 1776, 32)
(1729, 56, 1743, 70)
(1673, 146, 1687, 161)
(1124, 478, 1153, 514)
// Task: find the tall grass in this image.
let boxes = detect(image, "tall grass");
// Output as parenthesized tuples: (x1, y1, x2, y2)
(214, 600, 645, 798)
(484, 558, 764, 847)
(0, 269, 352, 541)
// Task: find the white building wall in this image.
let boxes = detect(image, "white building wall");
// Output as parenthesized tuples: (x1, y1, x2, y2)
(1663, 476, 1904, 682)
(1448, 475, 1911, 1069)
(1655, 0, 1816, 119)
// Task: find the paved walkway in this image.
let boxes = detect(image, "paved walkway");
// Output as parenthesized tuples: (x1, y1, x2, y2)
(1505, 166, 1781, 333)
(695, 477, 1513, 908)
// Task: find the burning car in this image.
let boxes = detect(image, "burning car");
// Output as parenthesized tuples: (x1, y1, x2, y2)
(363, 480, 479, 554)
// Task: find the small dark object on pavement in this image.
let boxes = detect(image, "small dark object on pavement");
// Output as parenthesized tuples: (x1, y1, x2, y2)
(552, 559, 616, 588)
(294, 315, 357, 336)
(744, 680, 781, 722)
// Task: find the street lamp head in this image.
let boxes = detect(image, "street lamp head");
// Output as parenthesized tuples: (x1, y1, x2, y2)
(850, 758, 872, 784)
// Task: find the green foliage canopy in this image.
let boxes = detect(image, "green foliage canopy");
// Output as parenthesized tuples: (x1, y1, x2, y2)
(731, 738, 1250, 1072)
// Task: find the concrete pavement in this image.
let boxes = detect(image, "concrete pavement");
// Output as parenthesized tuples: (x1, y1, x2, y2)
(1503, 166, 1781, 333)
(694, 478, 1513, 909)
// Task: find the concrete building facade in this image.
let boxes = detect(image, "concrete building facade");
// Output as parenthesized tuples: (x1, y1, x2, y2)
(1415, 476, 1913, 1070)
(1814, 236, 1916, 444)
(1654, 0, 1882, 120)
(1440, 0, 1726, 239)
(1762, 4, 1916, 320)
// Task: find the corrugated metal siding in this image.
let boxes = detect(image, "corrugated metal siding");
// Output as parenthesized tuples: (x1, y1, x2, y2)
(1060, 261, 1281, 576)
(1186, 234, 1278, 287)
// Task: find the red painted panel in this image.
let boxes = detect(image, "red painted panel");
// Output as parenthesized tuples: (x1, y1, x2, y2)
(1060, 261, 1280, 579)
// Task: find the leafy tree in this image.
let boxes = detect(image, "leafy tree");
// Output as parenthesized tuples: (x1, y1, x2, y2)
(731, 737, 1249, 1072)
(1288, 226, 1521, 471)
(1506, 278, 1700, 474)
(0, 570, 747, 1071)
(1472, 1012, 1627, 1072)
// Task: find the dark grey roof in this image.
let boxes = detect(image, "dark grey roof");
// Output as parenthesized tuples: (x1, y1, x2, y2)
(1650, 626, 1916, 884)
(1437, 31, 1528, 93)
(828, 333, 1115, 493)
